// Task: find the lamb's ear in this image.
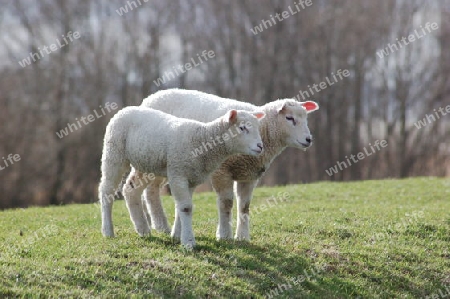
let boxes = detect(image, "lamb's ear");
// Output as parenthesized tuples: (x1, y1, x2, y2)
(301, 101, 319, 113)
(227, 109, 238, 124)
(277, 103, 289, 114)
(253, 112, 265, 119)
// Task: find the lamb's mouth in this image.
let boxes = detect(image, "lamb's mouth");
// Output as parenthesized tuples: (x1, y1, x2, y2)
(297, 140, 311, 148)
(297, 140, 311, 152)
(251, 149, 263, 154)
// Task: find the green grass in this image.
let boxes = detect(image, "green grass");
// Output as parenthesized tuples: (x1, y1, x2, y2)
(1, 177, 449, 298)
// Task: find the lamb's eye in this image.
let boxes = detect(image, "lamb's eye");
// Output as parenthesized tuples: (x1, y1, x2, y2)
(286, 116, 296, 125)
(239, 126, 249, 133)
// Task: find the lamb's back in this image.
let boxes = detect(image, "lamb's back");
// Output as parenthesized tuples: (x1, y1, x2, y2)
(121, 107, 200, 175)
(142, 89, 257, 122)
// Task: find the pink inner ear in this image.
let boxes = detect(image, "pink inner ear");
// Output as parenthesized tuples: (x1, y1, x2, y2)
(254, 112, 265, 119)
(229, 110, 238, 122)
(302, 101, 318, 111)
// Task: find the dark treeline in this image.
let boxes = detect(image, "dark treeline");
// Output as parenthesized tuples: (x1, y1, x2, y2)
(0, 0, 448, 209)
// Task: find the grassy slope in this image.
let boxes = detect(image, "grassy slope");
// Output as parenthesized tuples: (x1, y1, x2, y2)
(0, 177, 449, 298)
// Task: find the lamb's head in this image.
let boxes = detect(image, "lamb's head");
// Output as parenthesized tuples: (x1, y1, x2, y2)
(222, 109, 265, 156)
(275, 99, 319, 150)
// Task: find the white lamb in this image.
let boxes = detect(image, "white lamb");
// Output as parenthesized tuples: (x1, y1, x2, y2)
(99, 106, 265, 248)
(140, 89, 319, 241)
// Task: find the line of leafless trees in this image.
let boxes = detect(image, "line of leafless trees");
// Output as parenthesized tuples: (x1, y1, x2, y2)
(0, 0, 448, 209)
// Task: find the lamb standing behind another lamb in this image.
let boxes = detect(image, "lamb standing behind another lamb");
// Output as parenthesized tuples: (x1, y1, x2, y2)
(140, 89, 319, 241)
(98, 106, 265, 248)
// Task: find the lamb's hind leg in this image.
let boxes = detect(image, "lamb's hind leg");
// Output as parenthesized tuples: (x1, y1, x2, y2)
(142, 176, 171, 234)
(99, 158, 129, 237)
(235, 181, 258, 241)
(123, 169, 151, 237)
(211, 172, 234, 240)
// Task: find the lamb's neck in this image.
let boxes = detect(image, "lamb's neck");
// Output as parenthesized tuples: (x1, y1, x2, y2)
(259, 111, 287, 166)
(195, 120, 235, 173)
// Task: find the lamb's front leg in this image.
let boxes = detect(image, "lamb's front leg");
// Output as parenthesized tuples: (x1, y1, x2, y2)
(170, 179, 195, 249)
(235, 181, 257, 241)
(123, 170, 151, 237)
(171, 208, 181, 241)
(211, 173, 234, 240)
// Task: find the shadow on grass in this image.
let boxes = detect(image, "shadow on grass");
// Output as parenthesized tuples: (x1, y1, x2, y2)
(119, 230, 446, 299)
(116, 235, 365, 298)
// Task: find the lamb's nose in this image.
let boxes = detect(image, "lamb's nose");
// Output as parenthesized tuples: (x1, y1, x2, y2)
(257, 143, 263, 151)
(305, 137, 312, 144)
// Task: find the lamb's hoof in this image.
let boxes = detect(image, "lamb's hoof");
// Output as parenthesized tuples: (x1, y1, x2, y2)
(171, 235, 181, 243)
(136, 227, 151, 237)
(234, 234, 250, 242)
(171, 230, 181, 241)
(216, 234, 233, 241)
(181, 240, 196, 250)
(154, 225, 171, 235)
(102, 229, 115, 238)
(216, 227, 233, 240)
(138, 232, 151, 238)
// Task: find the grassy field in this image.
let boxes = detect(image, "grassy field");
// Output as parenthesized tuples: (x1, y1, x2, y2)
(0, 177, 449, 298)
